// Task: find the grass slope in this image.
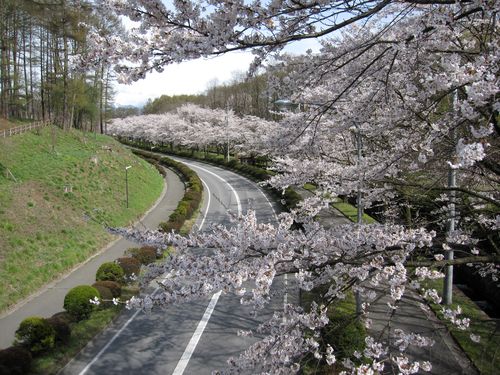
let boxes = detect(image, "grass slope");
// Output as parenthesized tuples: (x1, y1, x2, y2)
(0, 127, 163, 313)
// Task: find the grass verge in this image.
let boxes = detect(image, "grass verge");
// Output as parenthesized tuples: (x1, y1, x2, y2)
(331, 201, 377, 224)
(422, 279, 499, 374)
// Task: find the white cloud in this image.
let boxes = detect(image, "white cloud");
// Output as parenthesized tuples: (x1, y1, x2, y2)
(114, 52, 255, 107)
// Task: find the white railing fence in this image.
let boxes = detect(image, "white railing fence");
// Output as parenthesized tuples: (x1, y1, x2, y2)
(1, 121, 51, 138)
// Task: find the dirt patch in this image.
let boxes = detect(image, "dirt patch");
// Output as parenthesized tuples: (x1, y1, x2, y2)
(0, 118, 16, 131)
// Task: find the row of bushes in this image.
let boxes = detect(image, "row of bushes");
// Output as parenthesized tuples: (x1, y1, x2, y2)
(0, 246, 158, 374)
(132, 149, 203, 232)
(125, 139, 273, 183)
(126, 140, 302, 211)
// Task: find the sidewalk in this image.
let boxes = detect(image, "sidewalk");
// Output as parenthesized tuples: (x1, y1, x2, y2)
(0, 167, 185, 349)
(295, 187, 477, 374)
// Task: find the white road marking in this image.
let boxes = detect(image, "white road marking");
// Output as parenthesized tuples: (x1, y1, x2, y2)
(184, 162, 242, 216)
(77, 309, 142, 375)
(171, 162, 242, 375)
(198, 178, 211, 231)
(245, 180, 288, 310)
(76, 176, 215, 375)
(172, 291, 222, 375)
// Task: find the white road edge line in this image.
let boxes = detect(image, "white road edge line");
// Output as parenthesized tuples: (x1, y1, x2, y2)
(77, 309, 141, 375)
(184, 162, 242, 216)
(172, 291, 222, 375)
(77, 177, 213, 375)
(198, 178, 211, 231)
(171, 163, 242, 375)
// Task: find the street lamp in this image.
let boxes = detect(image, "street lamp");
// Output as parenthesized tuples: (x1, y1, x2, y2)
(443, 90, 459, 306)
(125, 165, 132, 208)
(350, 124, 364, 224)
(225, 104, 230, 162)
(350, 124, 364, 317)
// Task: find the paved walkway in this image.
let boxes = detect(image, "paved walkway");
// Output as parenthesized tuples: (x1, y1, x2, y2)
(0, 167, 185, 349)
(295, 187, 477, 374)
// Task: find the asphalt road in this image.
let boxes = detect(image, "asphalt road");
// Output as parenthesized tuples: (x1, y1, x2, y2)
(61, 158, 290, 375)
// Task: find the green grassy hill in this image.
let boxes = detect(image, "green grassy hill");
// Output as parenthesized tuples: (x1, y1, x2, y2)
(0, 127, 163, 313)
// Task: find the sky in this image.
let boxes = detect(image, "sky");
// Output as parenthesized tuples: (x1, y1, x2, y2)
(114, 38, 321, 107)
(113, 2, 322, 108)
(114, 52, 255, 107)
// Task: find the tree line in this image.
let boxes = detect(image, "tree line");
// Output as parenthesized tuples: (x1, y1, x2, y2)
(141, 73, 280, 119)
(0, 0, 117, 132)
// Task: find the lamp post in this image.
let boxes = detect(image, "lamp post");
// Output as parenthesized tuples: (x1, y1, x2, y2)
(352, 124, 364, 316)
(125, 165, 132, 208)
(353, 124, 364, 224)
(443, 90, 459, 305)
(226, 104, 230, 162)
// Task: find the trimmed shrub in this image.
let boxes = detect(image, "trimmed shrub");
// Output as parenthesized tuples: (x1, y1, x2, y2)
(96, 262, 125, 283)
(92, 285, 114, 306)
(131, 149, 203, 234)
(15, 317, 55, 354)
(92, 280, 122, 297)
(46, 316, 71, 344)
(64, 285, 100, 321)
(50, 311, 74, 324)
(127, 246, 157, 265)
(116, 257, 141, 279)
(0, 346, 32, 375)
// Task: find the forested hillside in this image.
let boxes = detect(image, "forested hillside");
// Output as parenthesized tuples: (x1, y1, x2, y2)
(0, 0, 116, 132)
(0, 127, 163, 313)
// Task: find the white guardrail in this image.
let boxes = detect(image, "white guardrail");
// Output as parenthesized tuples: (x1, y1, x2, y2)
(1, 121, 50, 138)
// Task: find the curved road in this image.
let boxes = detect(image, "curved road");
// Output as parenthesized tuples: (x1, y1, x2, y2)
(62, 158, 290, 375)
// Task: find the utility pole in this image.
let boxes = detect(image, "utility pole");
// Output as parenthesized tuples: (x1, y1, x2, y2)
(226, 104, 230, 162)
(356, 126, 364, 224)
(125, 165, 132, 208)
(443, 162, 456, 305)
(355, 124, 363, 316)
(443, 90, 459, 305)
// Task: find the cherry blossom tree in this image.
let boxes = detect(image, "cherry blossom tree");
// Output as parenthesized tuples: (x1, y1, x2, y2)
(109, 103, 278, 157)
(92, 1, 499, 373)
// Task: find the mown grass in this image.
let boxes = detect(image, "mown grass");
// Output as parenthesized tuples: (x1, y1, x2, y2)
(30, 285, 139, 374)
(303, 183, 317, 192)
(422, 279, 500, 374)
(0, 127, 163, 312)
(331, 201, 377, 224)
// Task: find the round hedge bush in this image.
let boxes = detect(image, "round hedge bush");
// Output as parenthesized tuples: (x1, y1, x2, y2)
(92, 280, 121, 297)
(96, 262, 124, 283)
(50, 311, 74, 324)
(127, 246, 157, 265)
(116, 257, 141, 279)
(15, 316, 55, 354)
(64, 285, 100, 321)
(46, 316, 71, 344)
(0, 346, 32, 375)
(92, 285, 113, 306)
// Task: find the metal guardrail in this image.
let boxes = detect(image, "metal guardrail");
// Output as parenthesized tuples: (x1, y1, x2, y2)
(1, 121, 50, 138)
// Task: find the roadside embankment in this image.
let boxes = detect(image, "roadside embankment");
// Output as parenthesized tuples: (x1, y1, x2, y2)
(0, 127, 164, 313)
